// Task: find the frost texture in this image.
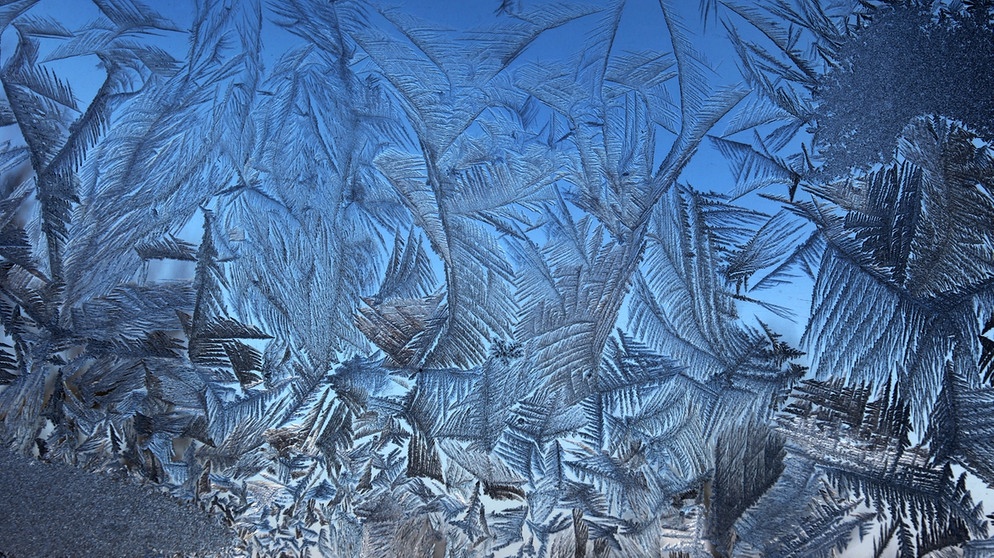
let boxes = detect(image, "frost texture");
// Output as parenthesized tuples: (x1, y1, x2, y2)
(0, 0, 993, 556)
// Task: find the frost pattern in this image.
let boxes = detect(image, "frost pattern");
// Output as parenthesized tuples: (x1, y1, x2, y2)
(0, 0, 993, 556)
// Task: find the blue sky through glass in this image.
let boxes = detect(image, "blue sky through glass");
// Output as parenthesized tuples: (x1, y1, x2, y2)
(4, 0, 815, 346)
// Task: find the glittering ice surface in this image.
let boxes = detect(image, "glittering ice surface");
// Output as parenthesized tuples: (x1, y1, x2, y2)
(0, 1, 992, 556)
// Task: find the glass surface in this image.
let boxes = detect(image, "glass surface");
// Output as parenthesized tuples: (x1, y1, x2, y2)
(0, 1, 992, 556)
